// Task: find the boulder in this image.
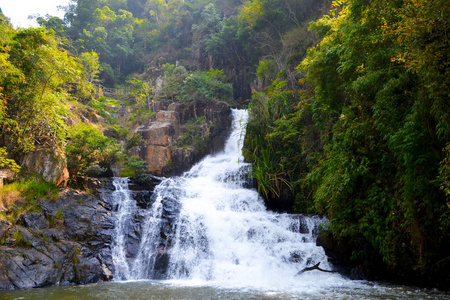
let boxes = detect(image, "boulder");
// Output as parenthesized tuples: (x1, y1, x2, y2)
(136, 122, 176, 146)
(22, 147, 69, 187)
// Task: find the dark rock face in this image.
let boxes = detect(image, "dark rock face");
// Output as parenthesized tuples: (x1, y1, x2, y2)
(289, 215, 313, 235)
(316, 233, 370, 280)
(152, 252, 170, 279)
(142, 196, 180, 280)
(0, 220, 12, 240)
(128, 176, 162, 209)
(19, 212, 48, 230)
(0, 184, 117, 291)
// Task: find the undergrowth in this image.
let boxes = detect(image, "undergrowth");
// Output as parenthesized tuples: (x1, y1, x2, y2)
(0, 177, 58, 222)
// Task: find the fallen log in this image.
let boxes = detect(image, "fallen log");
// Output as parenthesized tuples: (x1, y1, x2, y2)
(295, 262, 337, 276)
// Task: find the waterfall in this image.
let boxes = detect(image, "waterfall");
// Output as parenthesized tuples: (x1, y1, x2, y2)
(111, 177, 136, 280)
(111, 109, 337, 290)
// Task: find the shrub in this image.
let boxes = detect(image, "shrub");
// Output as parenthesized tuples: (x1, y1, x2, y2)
(122, 156, 150, 185)
(66, 123, 122, 177)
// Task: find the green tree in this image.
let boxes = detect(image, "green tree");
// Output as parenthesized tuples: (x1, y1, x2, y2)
(77, 5, 138, 85)
(76, 50, 102, 98)
(36, 15, 66, 35)
(181, 68, 233, 103)
(297, 0, 449, 282)
(66, 123, 121, 177)
(192, 3, 222, 69)
(1, 26, 80, 157)
(159, 63, 188, 102)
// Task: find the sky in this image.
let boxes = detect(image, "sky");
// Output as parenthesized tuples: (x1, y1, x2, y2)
(0, 0, 71, 28)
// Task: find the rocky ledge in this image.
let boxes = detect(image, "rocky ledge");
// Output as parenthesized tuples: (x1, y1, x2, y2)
(0, 187, 112, 289)
(0, 177, 160, 291)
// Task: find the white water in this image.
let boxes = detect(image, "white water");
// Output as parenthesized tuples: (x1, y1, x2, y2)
(111, 177, 136, 280)
(111, 109, 354, 293)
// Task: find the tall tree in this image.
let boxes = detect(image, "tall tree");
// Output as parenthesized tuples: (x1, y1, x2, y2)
(1, 25, 81, 158)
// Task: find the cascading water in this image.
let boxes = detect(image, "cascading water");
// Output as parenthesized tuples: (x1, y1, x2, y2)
(111, 177, 136, 280)
(4, 110, 448, 299)
(111, 109, 347, 292)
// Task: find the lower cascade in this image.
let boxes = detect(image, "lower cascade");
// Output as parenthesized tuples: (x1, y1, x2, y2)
(110, 109, 341, 291)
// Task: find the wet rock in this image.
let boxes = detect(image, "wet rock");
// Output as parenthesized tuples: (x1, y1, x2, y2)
(288, 251, 304, 263)
(74, 256, 101, 284)
(116, 217, 142, 259)
(125, 231, 141, 259)
(131, 190, 153, 209)
(159, 219, 174, 241)
(162, 197, 181, 221)
(289, 215, 310, 234)
(152, 252, 170, 279)
(128, 175, 162, 191)
(316, 233, 355, 278)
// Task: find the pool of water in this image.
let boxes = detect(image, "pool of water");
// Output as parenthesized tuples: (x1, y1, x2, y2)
(1, 279, 448, 300)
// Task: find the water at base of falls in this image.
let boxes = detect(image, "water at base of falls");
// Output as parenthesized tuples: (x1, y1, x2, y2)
(110, 109, 343, 292)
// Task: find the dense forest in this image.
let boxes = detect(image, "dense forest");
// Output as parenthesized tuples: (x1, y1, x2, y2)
(244, 0, 450, 286)
(0, 0, 449, 287)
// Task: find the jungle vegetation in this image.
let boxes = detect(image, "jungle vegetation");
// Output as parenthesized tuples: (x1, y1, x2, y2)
(0, 0, 448, 287)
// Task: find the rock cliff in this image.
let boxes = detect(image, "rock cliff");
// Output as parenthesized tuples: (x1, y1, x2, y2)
(0, 176, 162, 291)
(0, 180, 104, 289)
(131, 99, 231, 176)
(21, 147, 70, 187)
